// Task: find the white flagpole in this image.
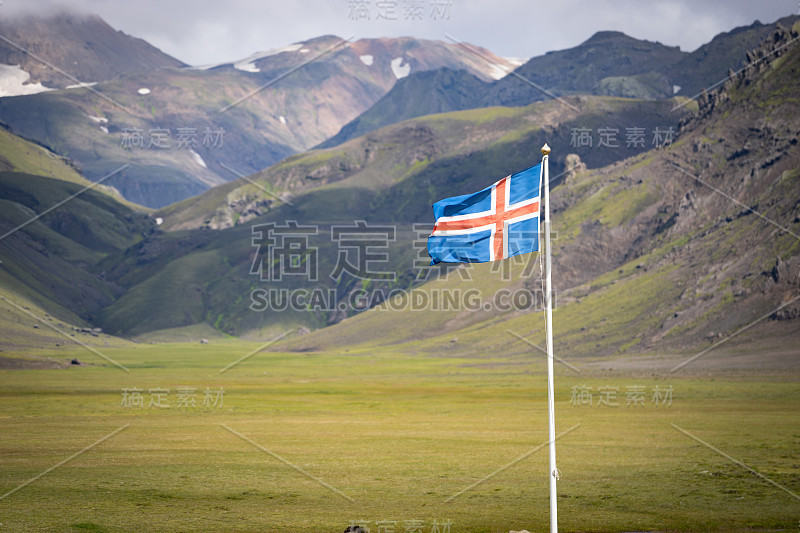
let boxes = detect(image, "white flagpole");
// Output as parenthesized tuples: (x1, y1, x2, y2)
(541, 143, 558, 533)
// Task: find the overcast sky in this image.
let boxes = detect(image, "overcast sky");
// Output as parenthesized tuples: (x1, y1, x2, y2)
(3, 0, 799, 65)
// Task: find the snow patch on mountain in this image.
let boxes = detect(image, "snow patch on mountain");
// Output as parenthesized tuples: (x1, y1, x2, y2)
(234, 44, 304, 73)
(360, 54, 374, 66)
(390, 57, 410, 79)
(0, 64, 54, 97)
(187, 63, 222, 71)
(88, 115, 109, 133)
(487, 57, 526, 79)
(503, 57, 527, 67)
(66, 82, 98, 89)
(190, 150, 207, 168)
(489, 64, 509, 80)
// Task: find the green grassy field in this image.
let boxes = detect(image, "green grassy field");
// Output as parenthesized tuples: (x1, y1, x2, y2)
(1, 342, 798, 532)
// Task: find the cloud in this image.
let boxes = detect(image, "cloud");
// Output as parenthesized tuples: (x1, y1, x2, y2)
(1, 0, 797, 65)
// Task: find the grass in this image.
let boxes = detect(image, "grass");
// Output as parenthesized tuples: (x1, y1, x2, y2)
(500, 264, 683, 357)
(99, 250, 231, 336)
(0, 341, 798, 532)
(0, 127, 84, 185)
(0, 171, 155, 330)
(0, 128, 141, 210)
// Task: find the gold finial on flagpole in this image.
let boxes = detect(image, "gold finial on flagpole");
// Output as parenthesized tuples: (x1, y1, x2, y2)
(541, 143, 551, 156)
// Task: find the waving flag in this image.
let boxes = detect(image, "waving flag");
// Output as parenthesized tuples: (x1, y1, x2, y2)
(427, 163, 542, 264)
(427, 146, 561, 533)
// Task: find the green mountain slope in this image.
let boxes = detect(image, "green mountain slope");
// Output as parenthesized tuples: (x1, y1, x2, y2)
(0, 138, 155, 342)
(0, 125, 142, 209)
(159, 97, 691, 231)
(0, 125, 85, 184)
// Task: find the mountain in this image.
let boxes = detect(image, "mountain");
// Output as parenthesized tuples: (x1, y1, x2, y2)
(1, 20, 797, 357)
(0, 128, 155, 349)
(0, 15, 517, 207)
(491, 30, 683, 101)
(133, 19, 800, 349)
(275, 21, 800, 357)
(85, 94, 689, 338)
(318, 67, 489, 149)
(196, 35, 515, 84)
(0, 124, 154, 350)
(320, 31, 683, 148)
(666, 15, 800, 97)
(322, 15, 800, 149)
(0, 13, 186, 93)
(157, 97, 691, 231)
(0, 123, 138, 206)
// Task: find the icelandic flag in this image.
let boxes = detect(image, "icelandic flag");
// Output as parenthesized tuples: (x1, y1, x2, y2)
(428, 163, 541, 264)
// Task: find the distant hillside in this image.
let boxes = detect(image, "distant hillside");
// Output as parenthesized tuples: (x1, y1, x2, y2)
(318, 67, 488, 149)
(0, 171, 155, 326)
(322, 15, 800, 149)
(0, 17, 517, 208)
(492, 30, 683, 102)
(666, 15, 800, 97)
(321, 30, 683, 148)
(0, 13, 186, 92)
(0, 123, 152, 348)
(158, 97, 690, 231)
(0, 124, 87, 184)
(0, 124, 138, 207)
(198, 35, 515, 84)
